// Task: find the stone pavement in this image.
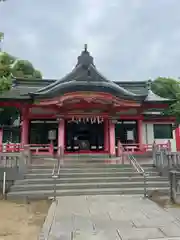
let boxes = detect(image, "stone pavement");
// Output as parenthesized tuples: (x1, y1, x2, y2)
(39, 195, 180, 240)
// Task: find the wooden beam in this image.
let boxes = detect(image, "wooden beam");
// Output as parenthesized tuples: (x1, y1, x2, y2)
(142, 103, 169, 109)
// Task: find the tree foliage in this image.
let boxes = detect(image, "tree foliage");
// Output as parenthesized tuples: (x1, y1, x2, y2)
(0, 46, 42, 126)
(151, 77, 180, 99)
(151, 77, 180, 128)
(0, 32, 4, 43)
(0, 51, 42, 92)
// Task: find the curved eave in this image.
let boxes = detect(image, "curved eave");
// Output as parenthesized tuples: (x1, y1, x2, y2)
(29, 80, 146, 102)
(34, 64, 83, 94)
(144, 90, 175, 104)
(144, 99, 175, 104)
(89, 64, 111, 83)
(0, 97, 32, 102)
(12, 76, 55, 87)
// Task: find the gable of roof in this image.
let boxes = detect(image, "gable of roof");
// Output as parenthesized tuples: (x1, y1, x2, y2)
(0, 46, 172, 103)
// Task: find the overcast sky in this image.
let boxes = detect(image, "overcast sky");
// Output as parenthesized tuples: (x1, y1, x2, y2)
(1, 0, 180, 81)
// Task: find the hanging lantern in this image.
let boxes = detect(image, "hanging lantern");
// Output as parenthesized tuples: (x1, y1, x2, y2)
(73, 117, 78, 124)
(93, 117, 96, 124)
(100, 117, 104, 123)
(71, 116, 74, 122)
(97, 116, 100, 124)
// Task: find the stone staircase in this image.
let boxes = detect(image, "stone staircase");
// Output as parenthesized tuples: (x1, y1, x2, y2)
(7, 158, 169, 200)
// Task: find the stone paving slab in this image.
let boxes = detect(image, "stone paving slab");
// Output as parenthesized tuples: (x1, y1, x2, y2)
(40, 195, 180, 240)
(150, 238, 180, 240)
(118, 227, 164, 240)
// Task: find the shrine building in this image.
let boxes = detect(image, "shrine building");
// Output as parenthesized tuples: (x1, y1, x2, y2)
(0, 45, 179, 155)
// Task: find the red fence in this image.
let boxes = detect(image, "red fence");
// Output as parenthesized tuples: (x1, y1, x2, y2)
(0, 143, 23, 153)
(28, 144, 54, 155)
(0, 143, 54, 155)
(118, 142, 171, 153)
(0, 141, 171, 155)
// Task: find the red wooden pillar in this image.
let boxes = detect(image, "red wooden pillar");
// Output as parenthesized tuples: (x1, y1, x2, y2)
(58, 118, 65, 154)
(109, 120, 115, 156)
(138, 119, 143, 151)
(104, 119, 109, 152)
(175, 127, 180, 151)
(117, 140, 121, 157)
(21, 107, 29, 146)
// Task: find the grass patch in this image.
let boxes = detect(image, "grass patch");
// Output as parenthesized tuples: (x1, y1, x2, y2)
(0, 199, 51, 240)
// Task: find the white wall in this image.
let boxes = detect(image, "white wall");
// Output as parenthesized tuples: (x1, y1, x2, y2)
(142, 121, 176, 151)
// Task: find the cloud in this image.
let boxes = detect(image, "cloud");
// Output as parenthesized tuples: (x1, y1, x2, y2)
(1, 0, 180, 80)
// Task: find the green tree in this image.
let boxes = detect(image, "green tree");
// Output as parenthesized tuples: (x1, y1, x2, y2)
(0, 34, 42, 125)
(151, 77, 180, 128)
(0, 32, 4, 44)
(151, 77, 180, 99)
(0, 51, 42, 92)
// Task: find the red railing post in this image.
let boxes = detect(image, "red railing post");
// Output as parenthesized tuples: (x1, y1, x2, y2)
(117, 140, 121, 157)
(49, 143, 54, 155)
(167, 140, 171, 151)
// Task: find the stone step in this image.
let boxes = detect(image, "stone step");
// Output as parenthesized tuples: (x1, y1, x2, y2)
(63, 162, 127, 166)
(61, 160, 130, 165)
(30, 163, 131, 170)
(59, 159, 113, 164)
(30, 164, 56, 169)
(15, 176, 168, 185)
(10, 181, 169, 192)
(63, 154, 110, 158)
(30, 162, 154, 168)
(29, 167, 137, 173)
(7, 156, 167, 200)
(61, 158, 153, 164)
(29, 167, 157, 173)
(25, 171, 159, 179)
(7, 187, 169, 200)
(62, 163, 155, 168)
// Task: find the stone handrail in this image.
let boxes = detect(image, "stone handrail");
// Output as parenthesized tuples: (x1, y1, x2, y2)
(169, 170, 180, 203)
(0, 146, 32, 180)
(51, 146, 64, 201)
(153, 142, 180, 203)
(152, 141, 180, 176)
(117, 140, 148, 197)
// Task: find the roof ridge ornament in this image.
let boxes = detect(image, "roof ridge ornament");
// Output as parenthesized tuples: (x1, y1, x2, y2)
(147, 79, 152, 90)
(76, 44, 94, 67)
(84, 44, 88, 52)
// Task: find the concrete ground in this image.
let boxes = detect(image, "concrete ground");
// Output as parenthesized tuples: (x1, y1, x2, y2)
(39, 195, 180, 240)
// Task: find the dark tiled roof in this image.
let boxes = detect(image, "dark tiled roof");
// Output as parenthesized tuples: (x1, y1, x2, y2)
(0, 46, 171, 103)
(144, 89, 171, 102)
(115, 81, 148, 95)
(0, 79, 149, 101)
(0, 78, 52, 100)
(26, 47, 147, 102)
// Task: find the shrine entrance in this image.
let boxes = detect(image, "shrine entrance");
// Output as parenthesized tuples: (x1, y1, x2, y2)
(65, 118, 104, 152)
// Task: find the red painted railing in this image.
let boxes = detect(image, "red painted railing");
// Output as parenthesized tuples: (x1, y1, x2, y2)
(0, 143, 54, 155)
(0, 143, 23, 153)
(0, 141, 171, 155)
(28, 144, 54, 155)
(116, 142, 170, 154)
